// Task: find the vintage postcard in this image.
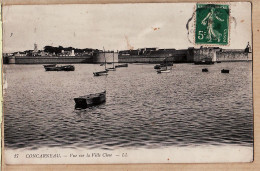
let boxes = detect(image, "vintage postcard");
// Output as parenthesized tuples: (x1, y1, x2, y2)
(2, 2, 253, 164)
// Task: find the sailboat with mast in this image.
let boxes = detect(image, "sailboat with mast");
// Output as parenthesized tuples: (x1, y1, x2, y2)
(106, 50, 116, 71)
(93, 47, 108, 76)
(157, 57, 171, 73)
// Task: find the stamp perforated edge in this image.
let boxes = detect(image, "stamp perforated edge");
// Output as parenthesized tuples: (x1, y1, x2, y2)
(193, 2, 231, 47)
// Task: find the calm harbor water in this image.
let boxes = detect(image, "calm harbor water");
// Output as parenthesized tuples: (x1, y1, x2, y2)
(4, 62, 253, 150)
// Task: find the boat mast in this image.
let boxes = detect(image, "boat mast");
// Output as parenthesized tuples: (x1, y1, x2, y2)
(165, 57, 167, 70)
(103, 47, 106, 70)
(113, 51, 114, 68)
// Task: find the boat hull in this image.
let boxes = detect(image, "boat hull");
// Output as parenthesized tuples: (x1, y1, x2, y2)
(93, 70, 108, 76)
(106, 67, 116, 71)
(154, 63, 173, 69)
(221, 69, 229, 73)
(45, 65, 75, 71)
(157, 70, 170, 73)
(202, 68, 208, 72)
(74, 91, 106, 109)
(115, 64, 128, 68)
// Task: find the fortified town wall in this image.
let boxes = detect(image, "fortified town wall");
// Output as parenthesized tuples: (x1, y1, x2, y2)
(8, 56, 92, 64)
(193, 47, 219, 62)
(193, 47, 251, 62)
(118, 48, 189, 63)
(118, 46, 252, 63)
(217, 49, 252, 61)
(4, 45, 252, 64)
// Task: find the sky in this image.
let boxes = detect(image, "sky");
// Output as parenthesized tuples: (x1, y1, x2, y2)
(3, 2, 252, 53)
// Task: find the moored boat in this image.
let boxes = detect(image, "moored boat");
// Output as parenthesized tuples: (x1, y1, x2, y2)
(106, 67, 116, 71)
(202, 68, 208, 72)
(154, 63, 173, 69)
(45, 65, 75, 71)
(43, 64, 56, 68)
(105, 52, 116, 71)
(157, 69, 170, 73)
(93, 70, 108, 76)
(221, 69, 229, 73)
(157, 57, 171, 73)
(94, 47, 110, 76)
(154, 64, 161, 69)
(74, 91, 106, 109)
(115, 64, 128, 68)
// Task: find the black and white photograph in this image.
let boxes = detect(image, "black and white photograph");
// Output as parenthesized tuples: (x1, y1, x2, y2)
(2, 2, 253, 164)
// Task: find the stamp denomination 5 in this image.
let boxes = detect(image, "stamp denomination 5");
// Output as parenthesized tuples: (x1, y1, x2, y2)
(195, 4, 229, 45)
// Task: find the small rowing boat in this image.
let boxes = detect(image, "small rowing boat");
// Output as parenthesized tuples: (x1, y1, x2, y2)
(221, 69, 229, 73)
(74, 91, 106, 109)
(115, 64, 128, 68)
(157, 69, 170, 73)
(202, 68, 208, 72)
(44, 65, 75, 71)
(93, 70, 108, 76)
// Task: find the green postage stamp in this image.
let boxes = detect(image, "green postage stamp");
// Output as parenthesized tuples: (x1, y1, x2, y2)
(195, 4, 229, 45)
